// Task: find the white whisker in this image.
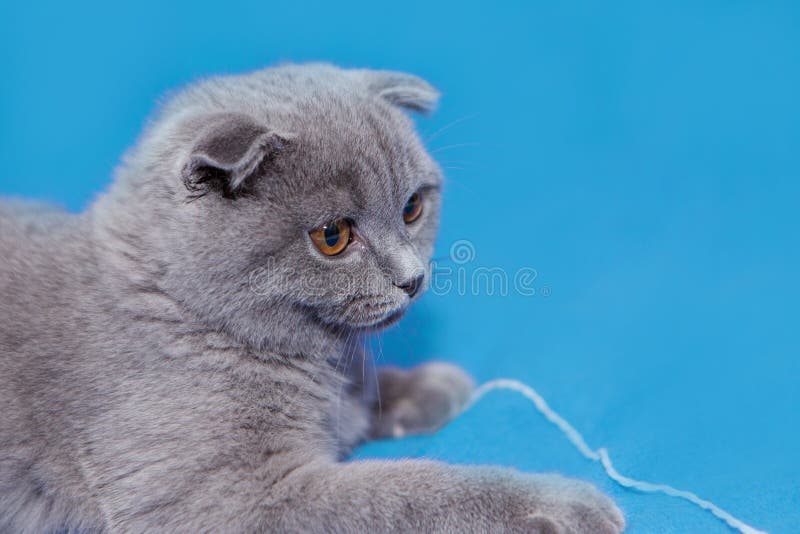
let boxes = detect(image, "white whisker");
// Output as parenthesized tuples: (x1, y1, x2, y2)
(425, 113, 479, 144)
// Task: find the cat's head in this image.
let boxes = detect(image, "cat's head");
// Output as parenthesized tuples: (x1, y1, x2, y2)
(109, 64, 442, 354)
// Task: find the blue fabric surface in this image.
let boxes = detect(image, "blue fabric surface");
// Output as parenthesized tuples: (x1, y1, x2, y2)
(2, 2, 798, 532)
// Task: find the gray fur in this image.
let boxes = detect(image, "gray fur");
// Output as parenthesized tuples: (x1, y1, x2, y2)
(0, 64, 624, 533)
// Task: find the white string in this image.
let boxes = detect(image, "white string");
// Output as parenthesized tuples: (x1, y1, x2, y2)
(465, 379, 767, 534)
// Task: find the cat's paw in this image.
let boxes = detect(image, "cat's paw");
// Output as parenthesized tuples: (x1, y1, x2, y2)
(512, 474, 625, 534)
(372, 362, 474, 438)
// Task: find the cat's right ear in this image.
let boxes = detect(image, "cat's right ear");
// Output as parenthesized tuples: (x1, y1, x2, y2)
(360, 70, 440, 114)
(181, 113, 293, 199)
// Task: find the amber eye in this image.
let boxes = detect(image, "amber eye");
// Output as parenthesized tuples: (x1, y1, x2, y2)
(403, 191, 423, 223)
(309, 219, 352, 256)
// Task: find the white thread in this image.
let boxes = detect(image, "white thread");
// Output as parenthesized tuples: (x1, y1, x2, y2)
(465, 379, 767, 534)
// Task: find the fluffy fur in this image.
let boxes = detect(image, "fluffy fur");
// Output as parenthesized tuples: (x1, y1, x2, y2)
(0, 64, 624, 533)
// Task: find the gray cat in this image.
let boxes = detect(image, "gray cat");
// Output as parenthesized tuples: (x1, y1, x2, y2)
(0, 64, 624, 533)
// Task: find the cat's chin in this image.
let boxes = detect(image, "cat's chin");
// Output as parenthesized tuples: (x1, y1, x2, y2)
(359, 308, 406, 331)
(326, 306, 406, 332)
(324, 295, 410, 331)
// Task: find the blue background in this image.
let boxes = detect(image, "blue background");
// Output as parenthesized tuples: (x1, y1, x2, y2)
(1, 2, 797, 533)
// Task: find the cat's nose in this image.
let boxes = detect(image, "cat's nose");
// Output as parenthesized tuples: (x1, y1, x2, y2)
(394, 273, 424, 298)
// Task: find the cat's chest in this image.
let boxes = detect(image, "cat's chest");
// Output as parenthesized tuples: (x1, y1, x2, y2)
(117, 315, 368, 454)
(174, 330, 356, 425)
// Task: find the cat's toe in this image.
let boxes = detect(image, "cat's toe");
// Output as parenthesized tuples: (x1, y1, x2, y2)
(373, 362, 474, 438)
(410, 361, 474, 417)
(533, 475, 625, 533)
(499, 474, 624, 533)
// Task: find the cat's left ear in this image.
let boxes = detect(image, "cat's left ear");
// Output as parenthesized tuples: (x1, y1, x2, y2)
(181, 112, 293, 199)
(361, 70, 440, 114)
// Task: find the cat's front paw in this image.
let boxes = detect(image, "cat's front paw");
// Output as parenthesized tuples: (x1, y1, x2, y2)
(512, 474, 625, 534)
(372, 362, 474, 438)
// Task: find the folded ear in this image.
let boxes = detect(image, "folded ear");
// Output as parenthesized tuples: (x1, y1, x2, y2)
(181, 113, 292, 199)
(362, 70, 440, 114)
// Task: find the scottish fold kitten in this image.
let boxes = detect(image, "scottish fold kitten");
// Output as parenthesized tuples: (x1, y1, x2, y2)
(0, 64, 624, 533)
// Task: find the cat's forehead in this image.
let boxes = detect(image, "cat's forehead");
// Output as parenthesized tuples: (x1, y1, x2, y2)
(161, 64, 441, 218)
(277, 99, 439, 208)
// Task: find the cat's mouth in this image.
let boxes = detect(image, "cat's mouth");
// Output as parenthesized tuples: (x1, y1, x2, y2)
(338, 297, 408, 329)
(364, 308, 405, 330)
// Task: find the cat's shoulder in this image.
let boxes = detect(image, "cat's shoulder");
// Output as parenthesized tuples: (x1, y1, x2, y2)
(0, 198, 74, 231)
(0, 198, 88, 292)
(0, 199, 84, 250)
